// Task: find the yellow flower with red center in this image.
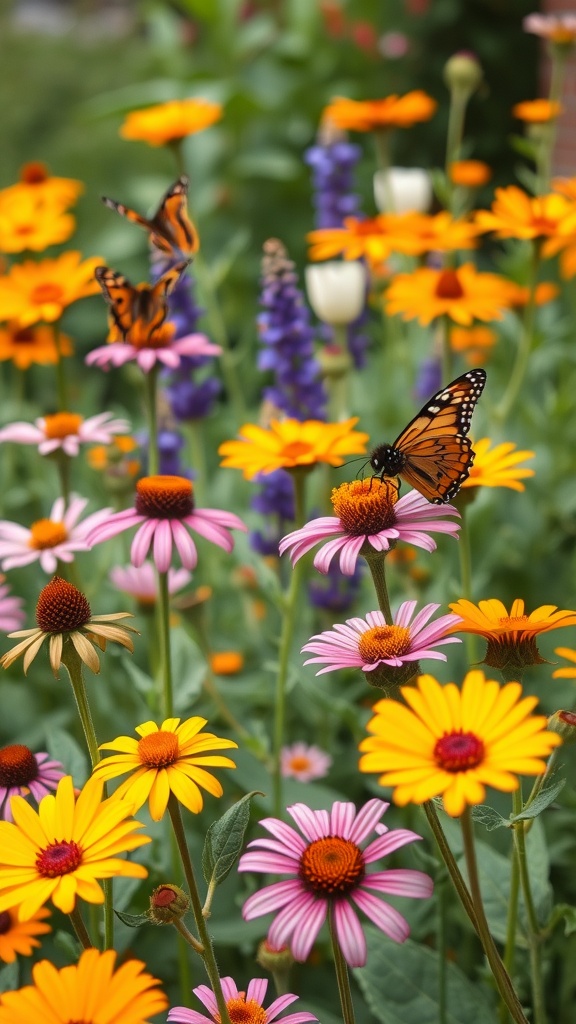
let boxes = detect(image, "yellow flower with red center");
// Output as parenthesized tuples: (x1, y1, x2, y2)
(0, 162, 83, 211)
(0, 907, 51, 963)
(0, 322, 73, 369)
(0, 252, 101, 327)
(0, 775, 149, 919)
(474, 186, 573, 240)
(460, 439, 535, 492)
(384, 264, 512, 326)
(450, 325, 497, 364)
(0, 190, 76, 254)
(120, 98, 222, 146)
(0, 948, 167, 1024)
(553, 648, 576, 679)
(92, 717, 237, 821)
(359, 670, 561, 817)
(449, 160, 492, 187)
(512, 99, 563, 124)
(448, 598, 576, 673)
(218, 418, 369, 479)
(323, 91, 437, 132)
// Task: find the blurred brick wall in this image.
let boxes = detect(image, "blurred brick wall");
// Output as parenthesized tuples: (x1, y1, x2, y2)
(543, 0, 576, 175)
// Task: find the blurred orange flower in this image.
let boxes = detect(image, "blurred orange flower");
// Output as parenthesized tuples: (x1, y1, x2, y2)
(120, 99, 222, 146)
(324, 91, 437, 131)
(450, 325, 497, 363)
(0, 322, 73, 369)
(475, 186, 572, 240)
(512, 99, 563, 123)
(209, 652, 244, 675)
(0, 163, 83, 212)
(449, 160, 492, 187)
(0, 192, 75, 254)
(0, 252, 101, 326)
(506, 280, 560, 307)
(384, 264, 512, 326)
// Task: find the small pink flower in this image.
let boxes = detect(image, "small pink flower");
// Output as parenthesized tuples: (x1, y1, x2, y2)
(0, 411, 130, 457)
(86, 332, 221, 373)
(239, 799, 433, 967)
(87, 475, 247, 573)
(279, 479, 459, 576)
(0, 744, 66, 821)
(302, 602, 462, 675)
(168, 977, 317, 1024)
(109, 563, 192, 604)
(281, 743, 332, 782)
(523, 12, 576, 42)
(0, 575, 25, 633)
(0, 495, 113, 573)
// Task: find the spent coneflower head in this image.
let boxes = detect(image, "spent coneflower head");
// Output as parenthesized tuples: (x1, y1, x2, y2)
(0, 745, 65, 821)
(448, 598, 576, 673)
(0, 576, 137, 676)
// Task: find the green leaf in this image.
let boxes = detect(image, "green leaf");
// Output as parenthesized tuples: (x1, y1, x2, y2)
(510, 778, 565, 821)
(0, 961, 19, 993)
(114, 910, 149, 928)
(356, 929, 496, 1024)
(45, 729, 89, 785)
(202, 791, 263, 886)
(548, 903, 576, 936)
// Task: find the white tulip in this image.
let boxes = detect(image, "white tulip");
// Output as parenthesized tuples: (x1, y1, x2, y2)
(305, 261, 366, 326)
(373, 167, 432, 214)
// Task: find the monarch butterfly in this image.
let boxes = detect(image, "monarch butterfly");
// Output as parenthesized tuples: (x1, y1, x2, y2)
(102, 177, 199, 260)
(369, 368, 486, 504)
(95, 261, 190, 347)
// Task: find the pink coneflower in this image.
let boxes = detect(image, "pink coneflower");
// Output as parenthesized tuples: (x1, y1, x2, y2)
(86, 331, 221, 373)
(0, 495, 113, 573)
(239, 799, 433, 967)
(0, 576, 25, 633)
(281, 743, 332, 782)
(279, 478, 459, 576)
(87, 475, 247, 573)
(109, 563, 192, 606)
(523, 12, 576, 45)
(302, 602, 462, 677)
(0, 745, 65, 822)
(0, 411, 130, 457)
(168, 977, 317, 1024)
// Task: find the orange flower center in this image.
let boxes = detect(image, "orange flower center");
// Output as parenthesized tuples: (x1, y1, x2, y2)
(135, 475, 194, 518)
(299, 836, 365, 895)
(288, 755, 312, 772)
(281, 440, 315, 460)
(435, 269, 464, 299)
(16, 224, 33, 235)
(20, 161, 49, 184)
(434, 730, 485, 772)
(36, 840, 82, 878)
(331, 478, 399, 535)
(0, 744, 38, 787)
(221, 996, 268, 1024)
(12, 327, 35, 345)
(138, 730, 179, 768)
(31, 283, 64, 306)
(36, 576, 91, 633)
(358, 625, 412, 663)
(29, 519, 68, 550)
(0, 912, 10, 934)
(43, 412, 84, 439)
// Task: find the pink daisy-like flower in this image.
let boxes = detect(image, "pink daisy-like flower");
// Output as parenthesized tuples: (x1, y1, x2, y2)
(279, 478, 459, 576)
(302, 602, 462, 677)
(239, 799, 433, 967)
(0, 576, 25, 633)
(168, 977, 317, 1024)
(0, 495, 113, 573)
(109, 563, 192, 606)
(86, 331, 221, 374)
(0, 745, 65, 822)
(281, 743, 332, 782)
(87, 475, 247, 573)
(0, 411, 130, 457)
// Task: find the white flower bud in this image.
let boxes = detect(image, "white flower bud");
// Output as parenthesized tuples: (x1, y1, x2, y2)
(305, 261, 366, 325)
(373, 167, 432, 214)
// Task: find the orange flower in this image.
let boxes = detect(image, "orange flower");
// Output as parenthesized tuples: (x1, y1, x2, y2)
(209, 652, 244, 675)
(219, 418, 369, 479)
(0, 322, 73, 369)
(553, 176, 576, 201)
(323, 91, 437, 132)
(0, 191, 75, 254)
(120, 98, 222, 146)
(395, 212, 483, 254)
(0, 252, 101, 326)
(0, 163, 83, 211)
(460, 439, 535, 492)
(505, 280, 560, 307)
(512, 99, 563, 124)
(0, 907, 51, 963)
(450, 325, 497, 364)
(449, 598, 576, 673)
(449, 160, 492, 187)
(474, 186, 572, 240)
(384, 264, 512, 326)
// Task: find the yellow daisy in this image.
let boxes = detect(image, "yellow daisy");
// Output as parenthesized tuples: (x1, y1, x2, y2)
(0, 775, 149, 919)
(218, 418, 369, 480)
(359, 670, 561, 817)
(0, 322, 73, 370)
(448, 598, 576, 673)
(474, 186, 573, 240)
(0, 190, 75, 254)
(0, 947, 167, 1024)
(0, 252, 101, 327)
(0, 906, 51, 963)
(552, 647, 576, 679)
(0, 162, 84, 211)
(92, 717, 237, 821)
(120, 98, 222, 146)
(460, 438, 535, 491)
(384, 264, 512, 326)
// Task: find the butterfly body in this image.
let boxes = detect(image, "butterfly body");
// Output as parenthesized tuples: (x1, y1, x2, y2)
(369, 368, 486, 504)
(95, 261, 190, 348)
(102, 177, 199, 260)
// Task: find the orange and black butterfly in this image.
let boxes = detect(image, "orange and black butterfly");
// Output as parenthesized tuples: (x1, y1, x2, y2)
(102, 177, 199, 260)
(369, 369, 486, 504)
(95, 261, 190, 346)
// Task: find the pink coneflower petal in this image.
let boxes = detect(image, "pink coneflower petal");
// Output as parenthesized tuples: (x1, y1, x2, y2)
(243, 879, 303, 918)
(348, 798, 390, 843)
(153, 519, 174, 572)
(350, 888, 410, 943)
(363, 828, 424, 862)
(288, 803, 329, 841)
(170, 520, 199, 569)
(269, 893, 326, 959)
(333, 900, 366, 968)
(256, 817, 308, 853)
(130, 519, 158, 566)
(364, 870, 434, 898)
(184, 514, 235, 551)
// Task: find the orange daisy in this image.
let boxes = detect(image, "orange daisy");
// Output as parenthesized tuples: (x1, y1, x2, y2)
(307, 214, 412, 268)
(323, 91, 437, 132)
(460, 438, 535, 492)
(384, 264, 512, 326)
(0, 322, 73, 369)
(512, 99, 563, 124)
(0, 162, 83, 211)
(449, 160, 492, 187)
(0, 191, 75, 254)
(450, 325, 497, 364)
(0, 252, 101, 326)
(0, 906, 51, 963)
(120, 98, 222, 146)
(219, 418, 369, 479)
(449, 597, 576, 673)
(505, 280, 560, 307)
(474, 186, 573, 240)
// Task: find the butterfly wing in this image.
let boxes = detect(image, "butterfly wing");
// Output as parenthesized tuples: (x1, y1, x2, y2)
(95, 266, 138, 336)
(102, 177, 199, 259)
(391, 369, 487, 504)
(95, 261, 190, 342)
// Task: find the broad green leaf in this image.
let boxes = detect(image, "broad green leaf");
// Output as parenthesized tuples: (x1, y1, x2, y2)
(202, 791, 262, 886)
(0, 962, 19, 993)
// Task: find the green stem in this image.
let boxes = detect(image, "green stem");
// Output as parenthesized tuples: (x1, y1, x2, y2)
(501, 847, 521, 1024)
(61, 641, 100, 770)
(328, 907, 356, 1024)
(363, 550, 393, 623)
(157, 570, 174, 718)
(53, 322, 68, 410)
(523, 748, 560, 821)
(436, 870, 448, 1024)
(168, 795, 233, 1024)
(512, 789, 547, 1024)
(445, 90, 468, 173)
(495, 244, 541, 425)
(423, 802, 478, 930)
(68, 905, 94, 950)
(145, 366, 160, 476)
(172, 915, 204, 954)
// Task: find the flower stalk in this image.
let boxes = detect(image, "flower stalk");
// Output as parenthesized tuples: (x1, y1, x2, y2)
(157, 569, 175, 718)
(511, 789, 547, 1024)
(328, 907, 356, 1024)
(363, 549, 393, 624)
(68, 905, 94, 951)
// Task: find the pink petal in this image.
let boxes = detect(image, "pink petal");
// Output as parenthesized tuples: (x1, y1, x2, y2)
(131, 519, 158, 566)
(288, 804, 329, 841)
(170, 520, 199, 570)
(333, 899, 367, 967)
(348, 799, 389, 844)
(246, 979, 268, 1006)
(242, 880, 303, 919)
(364, 869, 434, 898)
(269, 894, 326, 962)
(351, 888, 409, 943)
(363, 829, 423, 863)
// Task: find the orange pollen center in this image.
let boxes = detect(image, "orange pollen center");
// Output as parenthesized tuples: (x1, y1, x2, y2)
(0, 744, 38, 788)
(289, 755, 312, 771)
(331, 478, 399, 535)
(299, 836, 365, 896)
(217, 997, 268, 1024)
(36, 839, 82, 878)
(21, 161, 49, 183)
(36, 576, 92, 632)
(29, 518, 68, 550)
(434, 730, 485, 772)
(135, 475, 194, 518)
(435, 269, 464, 299)
(31, 282, 64, 305)
(43, 412, 84, 439)
(281, 440, 314, 461)
(358, 625, 412, 663)
(16, 224, 33, 235)
(138, 730, 180, 768)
